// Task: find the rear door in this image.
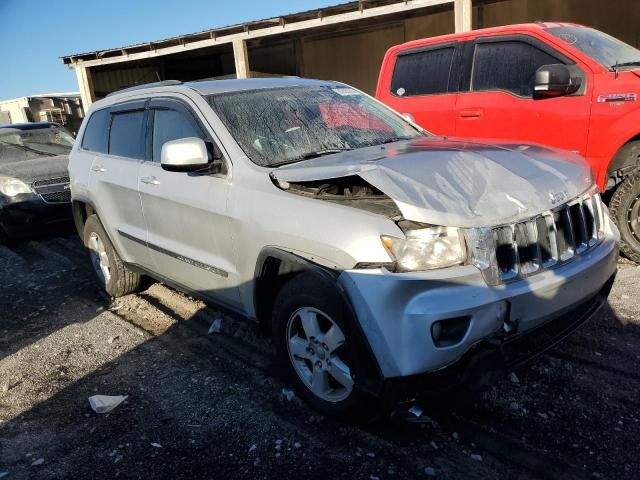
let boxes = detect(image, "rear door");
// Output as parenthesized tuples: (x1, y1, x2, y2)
(137, 97, 240, 307)
(87, 101, 152, 267)
(378, 42, 461, 135)
(455, 35, 591, 155)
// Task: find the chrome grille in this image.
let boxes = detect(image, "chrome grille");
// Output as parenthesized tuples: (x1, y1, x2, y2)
(469, 192, 605, 286)
(31, 176, 71, 204)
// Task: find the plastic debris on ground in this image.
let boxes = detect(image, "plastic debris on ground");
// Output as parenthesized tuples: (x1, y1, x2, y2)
(31, 458, 44, 466)
(282, 388, 295, 401)
(150, 443, 162, 448)
(0, 471, 9, 478)
(208, 318, 222, 335)
(88, 395, 128, 414)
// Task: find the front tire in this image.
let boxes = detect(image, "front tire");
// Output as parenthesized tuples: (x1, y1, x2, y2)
(272, 273, 375, 420)
(609, 172, 640, 263)
(83, 214, 142, 297)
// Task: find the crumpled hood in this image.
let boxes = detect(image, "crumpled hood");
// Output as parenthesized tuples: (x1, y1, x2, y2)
(0, 155, 69, 183)
(272, 138, 593, 228)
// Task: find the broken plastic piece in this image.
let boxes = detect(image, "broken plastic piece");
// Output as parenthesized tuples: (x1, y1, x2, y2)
(208, 318, 222, 334)
(150, 443, 162, 448)
(88, 395, 127, 414)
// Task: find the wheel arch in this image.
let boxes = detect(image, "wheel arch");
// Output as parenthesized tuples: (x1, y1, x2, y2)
(253, 247, 385, 396)
(71, 196, 97, 242)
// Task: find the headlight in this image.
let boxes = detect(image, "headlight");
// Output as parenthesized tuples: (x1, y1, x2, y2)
(382, 226, 467, 271)
(0, 176, 33, 197)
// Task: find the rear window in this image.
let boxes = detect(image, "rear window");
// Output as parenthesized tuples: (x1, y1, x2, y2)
(81, 108, 110, 153)
(108, 110, 146, 159)
(390, 47, 455, 97)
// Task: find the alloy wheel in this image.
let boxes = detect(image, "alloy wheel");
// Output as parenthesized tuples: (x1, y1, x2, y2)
(87, 232, 111, 285)
(286, 306, 354, 402)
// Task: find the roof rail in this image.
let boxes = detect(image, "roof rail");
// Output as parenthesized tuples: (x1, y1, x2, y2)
(106, 80, 183, 97)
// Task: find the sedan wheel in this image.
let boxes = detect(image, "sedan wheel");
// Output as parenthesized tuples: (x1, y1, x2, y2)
(286, 306, 354, 402)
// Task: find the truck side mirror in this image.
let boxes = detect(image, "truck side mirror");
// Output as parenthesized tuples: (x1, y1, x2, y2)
(161, 137, 210, 172)
(533, 64, 581, 99)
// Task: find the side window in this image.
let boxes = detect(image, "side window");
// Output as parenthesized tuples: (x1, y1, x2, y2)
(152, 108, 203, 162)
(472, 41, 561, 97)
(390, 47, 455, 97)
(108, 110, 146, 159)
(81, 108, 110, 153)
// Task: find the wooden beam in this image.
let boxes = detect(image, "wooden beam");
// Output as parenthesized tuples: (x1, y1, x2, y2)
(454, 0, 472, 32)
(64, 0, 454, 69)
(75, 66, 95, 111)
(232, 38, 250, 79)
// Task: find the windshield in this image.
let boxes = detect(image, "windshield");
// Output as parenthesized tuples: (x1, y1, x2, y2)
(546, 26, 640, 70)
(0, 125, 75, 165)
(207, 85, 424, 167)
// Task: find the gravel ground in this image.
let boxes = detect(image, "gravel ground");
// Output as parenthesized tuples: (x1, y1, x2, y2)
(0, 231, 639, 479)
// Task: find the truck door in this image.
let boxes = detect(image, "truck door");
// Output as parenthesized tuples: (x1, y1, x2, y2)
(137, 97, 241, 308)
(455, 35, 591, 155)
(377, 42, 461, 135)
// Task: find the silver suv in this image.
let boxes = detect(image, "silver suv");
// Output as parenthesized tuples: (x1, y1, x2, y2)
(69, 78, 619, 418)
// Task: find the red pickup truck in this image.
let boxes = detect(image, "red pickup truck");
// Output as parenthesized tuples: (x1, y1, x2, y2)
(376, 22, 640, 262)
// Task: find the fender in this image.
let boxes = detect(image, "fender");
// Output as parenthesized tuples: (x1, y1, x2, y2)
(253, 247, 385, 396)
(592, 108, 640, 185)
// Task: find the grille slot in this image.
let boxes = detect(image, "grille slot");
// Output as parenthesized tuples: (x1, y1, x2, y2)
(476, 193, 604, 285)
(31, 176, 71, 204)
(41, 190, 71, 203)
(32, 176, 70, 188)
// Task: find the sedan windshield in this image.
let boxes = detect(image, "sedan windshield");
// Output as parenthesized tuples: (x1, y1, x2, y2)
(207, 85, 425, 167)
(546, 26, 640, 70)
(0, 125, 75, 165)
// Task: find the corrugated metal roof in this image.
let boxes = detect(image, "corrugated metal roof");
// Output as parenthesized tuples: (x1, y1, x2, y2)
(61, 0, 424, 64)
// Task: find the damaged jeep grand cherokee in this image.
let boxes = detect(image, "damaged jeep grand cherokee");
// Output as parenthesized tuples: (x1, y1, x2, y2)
(69, 78, 619, 418)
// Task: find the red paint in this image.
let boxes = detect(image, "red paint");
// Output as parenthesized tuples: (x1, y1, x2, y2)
(376, 22, 640, 191)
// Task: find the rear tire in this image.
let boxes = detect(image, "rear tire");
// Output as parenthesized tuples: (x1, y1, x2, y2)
(83, 214, 142, 297)
(272, 273, 377, 420)
(609, 172, 640, 264)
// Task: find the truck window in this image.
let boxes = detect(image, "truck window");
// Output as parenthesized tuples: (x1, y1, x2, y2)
(108, 110, 146, 160)
(390, 47, 455, 97)
(472, 41, 560, 97)
(152, 108, 203, 162)
(81, 108, 110, 153)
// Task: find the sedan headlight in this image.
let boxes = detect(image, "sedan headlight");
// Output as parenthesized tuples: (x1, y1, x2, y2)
(382, 226, 467, 271)
(0, 176, 33, 197)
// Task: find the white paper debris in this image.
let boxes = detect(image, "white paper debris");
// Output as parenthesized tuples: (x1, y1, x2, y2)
(249, 444, 257, 453)
(408, 405, 423, 417)
(0, 471, 9, 478)
(150, 443, 162, 448)
(31, 458, 44, 466)
(208, 318, 222, 334)
(88, 395, 128, 414)
(471, 454, 483, 461)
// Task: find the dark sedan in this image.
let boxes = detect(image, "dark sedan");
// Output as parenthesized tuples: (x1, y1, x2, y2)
(0, 122, 74, 243)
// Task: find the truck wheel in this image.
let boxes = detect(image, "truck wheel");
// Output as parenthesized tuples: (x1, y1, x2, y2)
(83, 214, 142, 297)
(609, 172, 640, 263)
(272, 273, 374, 420)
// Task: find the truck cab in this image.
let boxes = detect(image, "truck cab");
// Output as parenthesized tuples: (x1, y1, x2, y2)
(376, 22, 640, 262)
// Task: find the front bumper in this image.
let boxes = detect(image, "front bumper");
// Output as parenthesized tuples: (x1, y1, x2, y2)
(0, 196, 72, 238)
(338, 222, 619, 380)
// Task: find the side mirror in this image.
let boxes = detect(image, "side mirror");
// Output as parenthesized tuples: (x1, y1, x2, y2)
(534, 64, 581, 99)
(161, 137, 209, 172)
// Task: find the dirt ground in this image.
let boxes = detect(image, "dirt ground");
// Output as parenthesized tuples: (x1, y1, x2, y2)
(0, 230, 639, 480)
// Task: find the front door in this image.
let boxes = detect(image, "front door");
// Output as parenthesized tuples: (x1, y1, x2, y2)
(137, 97, 240, 307)
(455, 36, 591, 156)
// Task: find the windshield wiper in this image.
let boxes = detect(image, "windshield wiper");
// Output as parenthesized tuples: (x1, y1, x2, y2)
(379, 136, 414, 145)
(271, 148, 351, 167)
(0, 140, 57, 157)
(613, 60, 640, 68)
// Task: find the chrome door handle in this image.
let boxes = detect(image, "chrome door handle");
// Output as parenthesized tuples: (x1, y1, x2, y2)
(140, 176, 160, 185)
(91, 165, 106, 172)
